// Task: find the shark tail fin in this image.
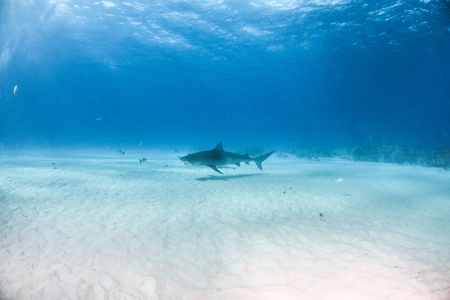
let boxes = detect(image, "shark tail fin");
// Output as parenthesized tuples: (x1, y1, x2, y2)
(254, 151, 275, 170)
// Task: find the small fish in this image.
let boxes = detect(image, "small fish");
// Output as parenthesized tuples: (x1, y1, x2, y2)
(335, 178, 344, 183)
(117, 150, 125, 155)
(96, 114, 107, 121)
(139, 158, 147, 164)
(13, 85, 18, 96)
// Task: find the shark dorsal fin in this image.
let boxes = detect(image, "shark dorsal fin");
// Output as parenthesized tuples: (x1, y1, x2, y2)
(213, 142, 224, 152)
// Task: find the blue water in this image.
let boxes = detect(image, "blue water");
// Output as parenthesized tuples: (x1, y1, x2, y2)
(1, 0, 449, 151)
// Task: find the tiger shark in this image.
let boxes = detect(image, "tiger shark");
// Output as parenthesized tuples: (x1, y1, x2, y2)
(180, 142, 275, 174)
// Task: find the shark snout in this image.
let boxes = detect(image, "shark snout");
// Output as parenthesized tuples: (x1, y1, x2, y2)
(179, 155, 190, 164)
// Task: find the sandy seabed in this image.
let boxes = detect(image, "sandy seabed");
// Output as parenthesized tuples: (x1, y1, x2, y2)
(0, 150, 449, 300)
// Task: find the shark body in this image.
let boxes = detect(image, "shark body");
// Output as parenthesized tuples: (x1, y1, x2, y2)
(180, 142, 275, 174)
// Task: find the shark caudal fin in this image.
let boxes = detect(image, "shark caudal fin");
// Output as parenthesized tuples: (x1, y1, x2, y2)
(254, 151, 275, 170)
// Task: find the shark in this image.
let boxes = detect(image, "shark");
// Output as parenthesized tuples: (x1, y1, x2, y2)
(180, 142, 275, 174)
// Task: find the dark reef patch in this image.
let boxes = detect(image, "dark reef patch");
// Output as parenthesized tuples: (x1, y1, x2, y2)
(290, 144, 450, 170)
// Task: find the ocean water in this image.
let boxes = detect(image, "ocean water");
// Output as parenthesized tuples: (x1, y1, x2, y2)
(1, 1, 450, 299)
(1, 0, 449, 151)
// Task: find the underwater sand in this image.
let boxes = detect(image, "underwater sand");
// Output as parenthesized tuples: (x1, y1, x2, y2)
(0, 151, 449, 300)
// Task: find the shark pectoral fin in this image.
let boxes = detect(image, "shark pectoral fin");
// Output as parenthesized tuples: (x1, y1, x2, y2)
(208, 164, 223, 174)
(235, 162, 240, 167)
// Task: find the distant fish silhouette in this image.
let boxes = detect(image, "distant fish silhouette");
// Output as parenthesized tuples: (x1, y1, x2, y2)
(139, 158, 147, 164)
(180, 142, 275, 174)
(13, 85, 18, 96)
(117, 150, 125, 155)
(96, 114, 107, 121)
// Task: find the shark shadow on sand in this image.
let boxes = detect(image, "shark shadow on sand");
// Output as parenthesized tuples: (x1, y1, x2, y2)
(196, 174, 264, 181)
